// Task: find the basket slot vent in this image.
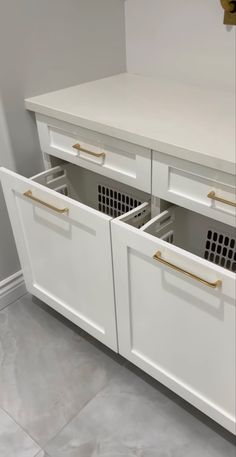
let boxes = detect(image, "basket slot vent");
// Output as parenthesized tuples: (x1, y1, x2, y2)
(55, 185, 68, 196)
(160, 230, 174, 244)
(204, 230, 236, 272)
(98, 184, 142, 218)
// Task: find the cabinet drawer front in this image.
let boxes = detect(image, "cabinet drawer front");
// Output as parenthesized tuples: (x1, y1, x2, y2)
(111, 219, 236, 433)
(0, 167, 117, 351)
(153, 152, 236, 227)
(36, 115, 151, 193)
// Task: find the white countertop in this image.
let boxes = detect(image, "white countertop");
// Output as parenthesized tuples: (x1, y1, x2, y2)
(25, 73, 235, 174)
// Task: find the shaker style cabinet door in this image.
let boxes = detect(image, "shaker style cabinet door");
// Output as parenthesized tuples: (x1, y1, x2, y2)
(0, 166, 117, 351)
(111, 210, 236, 434)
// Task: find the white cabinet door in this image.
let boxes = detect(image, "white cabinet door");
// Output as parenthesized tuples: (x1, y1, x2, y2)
(0, 167, 117, 351)
(111, 216, 236, 433)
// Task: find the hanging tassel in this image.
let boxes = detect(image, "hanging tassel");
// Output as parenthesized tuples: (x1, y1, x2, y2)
(220, 0, 236, 25)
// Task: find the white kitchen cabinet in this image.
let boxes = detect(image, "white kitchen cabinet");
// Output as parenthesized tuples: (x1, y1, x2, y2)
(111, 204, 236, 433)
(0, 163, 147, 350)
(1, 73, 234, 434)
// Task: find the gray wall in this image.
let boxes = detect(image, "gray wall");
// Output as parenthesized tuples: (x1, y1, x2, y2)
(125, 0, 235, 91)
(0, 0, 126, 282)
(0, 98, 21, 279)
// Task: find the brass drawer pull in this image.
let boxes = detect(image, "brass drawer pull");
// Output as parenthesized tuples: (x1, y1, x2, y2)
(207, 191, 236, 208)
(23, 190, 69, 214)
(72, 143, 106, 158)
(153, 251, 222, 289)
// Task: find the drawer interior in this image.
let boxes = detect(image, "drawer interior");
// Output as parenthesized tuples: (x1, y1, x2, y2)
(123, 204, 236, 273)
(32, 162, 149, 218)
(32, 162, 236, 273)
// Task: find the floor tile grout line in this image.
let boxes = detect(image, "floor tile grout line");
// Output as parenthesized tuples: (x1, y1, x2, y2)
(1, 306, 128, 451)
(41, 363, 128, 453)
(34, 448, 51, 457)
(1, 293, 129, 453)
(33, 449, 44, 457)
(2, 295, 234, 454)
(34, 448, 50, 457)
(0, 404, 41, 446)
(0, 387, 81, 450)
(1, 291, 129, 367)
(0, 405, 41, 451)
(0, 291, 28, 312)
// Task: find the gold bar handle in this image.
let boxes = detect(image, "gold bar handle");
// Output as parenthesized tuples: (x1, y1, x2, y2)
(153, 251, 222, 289)
(72, 143, 105, 158)
(207, 191, 236, 208)
(23, 190, 69, 214)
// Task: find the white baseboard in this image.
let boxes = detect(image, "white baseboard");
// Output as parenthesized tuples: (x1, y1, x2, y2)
(0, 271, 27, 310)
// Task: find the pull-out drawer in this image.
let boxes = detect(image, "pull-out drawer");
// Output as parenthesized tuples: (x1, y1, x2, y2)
(152, 151, 236, 227)
(36, 114, 151, 193)
(111, 203, 236, 433)
(0, 163, 148, 350)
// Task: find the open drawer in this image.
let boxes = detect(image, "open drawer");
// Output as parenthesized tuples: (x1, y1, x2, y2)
(111, 204, 236, 433)
(36, 114, 151, 193)
(0, 163, 148, 351)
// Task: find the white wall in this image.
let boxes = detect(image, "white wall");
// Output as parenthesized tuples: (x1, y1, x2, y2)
(0, 0, 126, 283)
(125, 0, 235, 91)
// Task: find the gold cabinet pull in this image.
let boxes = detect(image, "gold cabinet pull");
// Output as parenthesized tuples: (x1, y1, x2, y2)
(207, 191, 236, 208)
(23, 190, 69, 214)
(153, 251, 222, 289)
(72, 143, 105, 158)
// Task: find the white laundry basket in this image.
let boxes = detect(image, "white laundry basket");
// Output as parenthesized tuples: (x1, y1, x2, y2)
(142, 205, 236, 273)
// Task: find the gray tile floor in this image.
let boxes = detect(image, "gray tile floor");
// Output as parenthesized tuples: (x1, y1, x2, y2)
(0, 294, 235, 457)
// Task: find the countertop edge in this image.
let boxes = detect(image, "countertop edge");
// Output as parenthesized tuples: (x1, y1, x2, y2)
(25, 99, 235, 176)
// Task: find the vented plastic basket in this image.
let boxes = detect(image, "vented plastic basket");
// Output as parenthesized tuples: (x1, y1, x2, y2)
(144, 205, 236, 273)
